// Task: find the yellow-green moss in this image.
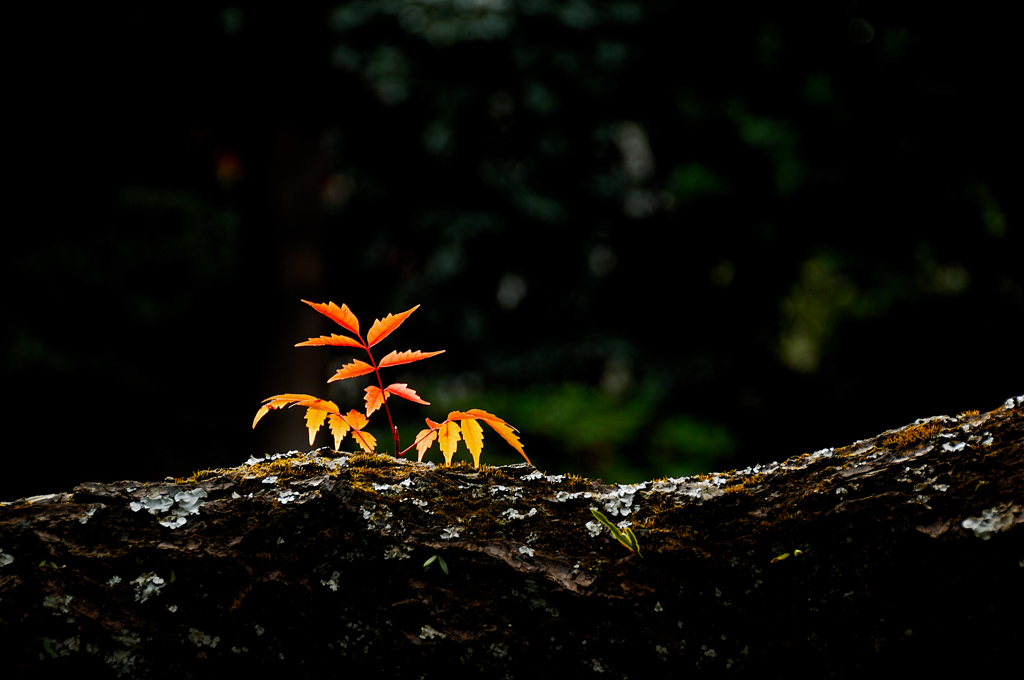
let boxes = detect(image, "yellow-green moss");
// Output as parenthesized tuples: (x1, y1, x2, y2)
(880, 420, 943, 449)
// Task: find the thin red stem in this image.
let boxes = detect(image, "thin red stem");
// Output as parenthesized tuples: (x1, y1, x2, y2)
(361, 342, 400, 455)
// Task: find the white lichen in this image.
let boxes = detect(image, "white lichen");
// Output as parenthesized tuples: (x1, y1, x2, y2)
(188, 628, 221, 648)
(554, 490, 592, 502)
(419, 624, 445, 639)
(440, 526, 462, 540)
(132, 573, 166, 602)
(962, 504, 1022, 540)
(600, 483, 647, 516)
(130, 488, 207, 530)
(502, 507, 537, 521)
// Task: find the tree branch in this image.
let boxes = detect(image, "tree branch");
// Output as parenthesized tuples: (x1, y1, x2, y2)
(3, 397, 1022, 677)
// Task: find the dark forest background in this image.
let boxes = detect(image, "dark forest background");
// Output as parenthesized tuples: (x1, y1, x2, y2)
(3, 2, 1020, 500)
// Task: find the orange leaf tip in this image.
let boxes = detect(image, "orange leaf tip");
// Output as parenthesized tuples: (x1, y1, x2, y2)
(366, 305, 420, 347)
(302, 300, 360, 336)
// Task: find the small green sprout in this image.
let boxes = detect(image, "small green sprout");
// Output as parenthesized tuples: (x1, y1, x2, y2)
(590, 508, 642, 558)
(424, 554, 449, 575)
(771, 548, 803, 563)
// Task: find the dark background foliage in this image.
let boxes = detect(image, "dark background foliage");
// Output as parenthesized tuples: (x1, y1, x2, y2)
(4, 2, 1019, 500)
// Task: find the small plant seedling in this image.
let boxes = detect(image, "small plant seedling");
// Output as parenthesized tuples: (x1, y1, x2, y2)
(590, 508, 642, 558)
(423, 554, 449, 575)
(771, 549, 803, 564)
(253, 300, 530, 467)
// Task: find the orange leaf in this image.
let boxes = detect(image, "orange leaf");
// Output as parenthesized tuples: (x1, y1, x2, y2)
(253, 394, 338, 428)
(328, 413, 351, 449)
(328, 359, 375, 382)
(364, 385, 386, 416)
(296, 333, 363, 349)
(336, 409, 368, 430)
(378, 349, 445, 368)
(466, 409, 530, 464)
(302, 300, 360, 336)
(367, 305, 419, 347)
(352, 429, 377, 453)
(414, 427, 437, 462)
(436, 420, 462, 465)
(461, 418, 484, 467)
(304, 407, 329, 446)
(385, 383, 429, 405)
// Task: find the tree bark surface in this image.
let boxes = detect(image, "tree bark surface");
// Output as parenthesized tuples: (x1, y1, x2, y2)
(3, 397, 1022, 678)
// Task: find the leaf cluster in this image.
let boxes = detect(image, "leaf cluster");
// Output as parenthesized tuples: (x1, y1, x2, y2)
(253, 300, 529, 467)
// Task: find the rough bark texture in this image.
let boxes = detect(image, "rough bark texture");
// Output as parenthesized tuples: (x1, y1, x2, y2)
(3, 397, 1022, 678)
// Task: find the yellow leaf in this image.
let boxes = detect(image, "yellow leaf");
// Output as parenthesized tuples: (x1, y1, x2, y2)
(328, 413, 351, 449)
(414, 427, 437, 462)
(352, 429, 377, 453)
(437, 420, 461, 465)
(466, 409, 530, 464)
(461, 418, 484, 467)
(253, 394, 338, 428)
(304, 407, 328, 446)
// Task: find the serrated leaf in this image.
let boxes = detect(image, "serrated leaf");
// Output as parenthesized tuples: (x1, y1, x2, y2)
(466, 409, 530, 464)
(253, 394, 339, 428)
(295, 333, 363, 349)
(304, 407, 329, 446)
(460, 418, 484, 467)
(367, 305, 419, 348)
(385, 383, 429, 405)
(338, 409, 369, 430)
(352, 429, 377, 453)
(328, 413, 351, 450)
(377, 349, 445, 368)
(436, 420, 462, 465)
(364, 385, 386, 416)
(414, 427, 438, 462)
(302, 300, 360, 336)
(328, 359, 375, 382)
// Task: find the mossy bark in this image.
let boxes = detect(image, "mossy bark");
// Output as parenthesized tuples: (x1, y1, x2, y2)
(2, 398, 1022, 678)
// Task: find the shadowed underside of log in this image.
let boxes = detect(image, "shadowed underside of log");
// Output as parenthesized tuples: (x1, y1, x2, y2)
(2, 396, 1022, 678)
